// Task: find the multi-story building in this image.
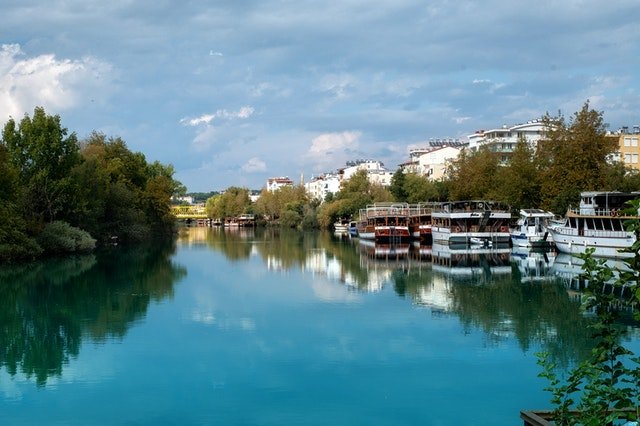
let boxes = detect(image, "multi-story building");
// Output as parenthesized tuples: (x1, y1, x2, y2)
(609, 125, 640, 170)
(467, 119, 551, 163)
(339, 159, 394, 187)
(266, 176, 294, 192)
(305, 173, 341, 201)
(400, 145, 462, 180)
(399, 138, 465, 180)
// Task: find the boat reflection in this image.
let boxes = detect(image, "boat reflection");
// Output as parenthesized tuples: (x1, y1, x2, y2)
(552, 253, 631, 286)
(511, 246, 557, 283)
(431, 242, 511, 283)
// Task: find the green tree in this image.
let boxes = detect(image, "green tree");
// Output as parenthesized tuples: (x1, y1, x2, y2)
(2, 106, 80, 225)
(494, 139, 541, 210)
(209, 187, 252, 220)
(389, 169, 408, 202)
(537, 102, 618, 214)
(446, 146, 500, 200)
(403, 173, 440, 204)
(0, 144, 42, 261)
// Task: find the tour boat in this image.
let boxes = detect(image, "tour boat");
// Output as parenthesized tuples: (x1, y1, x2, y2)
(408, 202, 436, 244)
(431, 200, 511, 247)
(356, 203, 412, 243)
(548, 191, 640, 258)
(510, 209, 556, 248)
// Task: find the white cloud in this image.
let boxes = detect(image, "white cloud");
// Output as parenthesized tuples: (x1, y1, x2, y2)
(241, 157, 267, 173)
(180, 106, 255, 126)
(307, 131, 361, 171)
(0, 44, 112, 120)
(319, 73, 357, 99)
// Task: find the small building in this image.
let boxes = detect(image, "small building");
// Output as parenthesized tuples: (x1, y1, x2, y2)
(266, 176, 294, 192)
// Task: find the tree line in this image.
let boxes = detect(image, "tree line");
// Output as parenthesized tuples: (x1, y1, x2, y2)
(204, 102, 640, 229)
(0, 107, 184, 262)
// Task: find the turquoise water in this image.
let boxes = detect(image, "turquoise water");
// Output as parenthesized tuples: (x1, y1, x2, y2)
(1, 227, 638, 425)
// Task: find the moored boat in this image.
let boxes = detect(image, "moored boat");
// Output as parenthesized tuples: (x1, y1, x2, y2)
(510, 209, 556, 248)
(333, 218, 350, 236)
(357, 203, 412, 243)
(408, 202, 437, 244)
(431, 200, 511, 247)
(548, 191, 640, 258)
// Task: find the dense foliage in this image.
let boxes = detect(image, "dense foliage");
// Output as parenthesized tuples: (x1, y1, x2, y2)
(0, 107, 183, 262)
(446, 102, 638, 215)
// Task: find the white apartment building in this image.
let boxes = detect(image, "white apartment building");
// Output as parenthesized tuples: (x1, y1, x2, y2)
(340, 159, 395, 186)
(266, 176, 294, 192)
(403, 146, 461, 180)
(305, 173, 341, 201)
(467, 119, 550, 162)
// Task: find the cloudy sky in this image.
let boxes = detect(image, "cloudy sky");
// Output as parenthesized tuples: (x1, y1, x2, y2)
(2, 1, 639, 191)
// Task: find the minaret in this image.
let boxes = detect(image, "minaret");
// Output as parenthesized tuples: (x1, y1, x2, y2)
(300, 172, 304, 186)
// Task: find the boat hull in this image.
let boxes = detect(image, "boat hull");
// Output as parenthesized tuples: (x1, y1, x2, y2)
(549, 227, 634, 258)
(510, 232, 552, 248)
(432, 227, 511, 247)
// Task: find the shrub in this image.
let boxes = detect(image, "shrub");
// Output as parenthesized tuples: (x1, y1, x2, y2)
(37, 221, 96, 254)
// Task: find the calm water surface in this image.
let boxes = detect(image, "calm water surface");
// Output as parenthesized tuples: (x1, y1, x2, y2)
(1, 227, 639, 425)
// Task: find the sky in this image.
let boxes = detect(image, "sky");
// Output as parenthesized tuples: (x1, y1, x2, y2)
(1, 0, 640, 192)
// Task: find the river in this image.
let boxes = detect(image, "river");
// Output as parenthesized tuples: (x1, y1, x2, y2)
(1, 226, 638, 425)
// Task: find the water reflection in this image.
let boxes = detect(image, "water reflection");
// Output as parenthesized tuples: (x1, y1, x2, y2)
(3, 226, 632, 389)
(0, 242, 186, 386)
(177, 228, 599, 366)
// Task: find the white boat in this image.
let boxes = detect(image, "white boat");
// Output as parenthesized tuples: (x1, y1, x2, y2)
(431, 200, 511, 247)
(510, 209, 556, 248)
(548, 191, 640, 258)
(333, 218, 350, 236)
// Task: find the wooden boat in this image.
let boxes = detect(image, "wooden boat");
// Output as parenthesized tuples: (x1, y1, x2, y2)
(407, 202, 437, 244)
(357, 203, 411, 242)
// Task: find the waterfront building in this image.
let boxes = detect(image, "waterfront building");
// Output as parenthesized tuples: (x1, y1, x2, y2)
(400, 145, 462, 180)
(467, 119, 551, 163)
(266, 176, 294, 192)
(340, 159, 394, 186)
(305, 173, 341, 201)
(608, 125, 640, 170)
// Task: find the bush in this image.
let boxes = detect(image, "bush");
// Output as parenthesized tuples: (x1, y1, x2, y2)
(37, 221, 96, 254)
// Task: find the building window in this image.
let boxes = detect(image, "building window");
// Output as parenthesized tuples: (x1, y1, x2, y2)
(625, 137, 632, 147)
(625, 154, 632, 163)
(633, 138, 639, 147)
(633, 154, 639, 164)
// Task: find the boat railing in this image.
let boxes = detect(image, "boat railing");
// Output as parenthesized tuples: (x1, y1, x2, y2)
(570, 207, 640, 217)
(553, 227, 629, 238)
(584, 229, 630, 238)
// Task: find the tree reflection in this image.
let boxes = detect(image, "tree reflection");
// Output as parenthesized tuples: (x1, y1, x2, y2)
(0, 241, 186, 386)
(176, 228, 600, 366)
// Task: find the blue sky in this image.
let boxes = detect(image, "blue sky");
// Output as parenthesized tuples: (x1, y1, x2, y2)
(1, 0, 639, 192)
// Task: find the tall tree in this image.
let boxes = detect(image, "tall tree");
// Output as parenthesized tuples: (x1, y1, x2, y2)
(389, 169, 408, 202)
(494, 139, 541, 210)
(537, 102, 617, 214)
(446, 146, 500, 200)
(2, 107, 80, 224)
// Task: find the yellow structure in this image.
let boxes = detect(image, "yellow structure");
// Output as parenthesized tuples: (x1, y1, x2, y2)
(171, 204, 208, 219)
(610, 126, 640, 171)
